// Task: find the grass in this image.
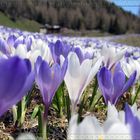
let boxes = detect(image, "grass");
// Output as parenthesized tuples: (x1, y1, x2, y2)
(115, 36, 140, 47)
(60, 29, 111, 37)
(0, 12, 41, 32)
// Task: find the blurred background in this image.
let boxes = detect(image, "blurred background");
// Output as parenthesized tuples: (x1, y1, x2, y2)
(0, 0, 139, 35)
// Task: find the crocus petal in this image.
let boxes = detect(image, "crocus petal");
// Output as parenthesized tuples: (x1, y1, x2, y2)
(61, 58, 68, 79)
(125, 104, 134, 125)
(15, 44, 28, 59)
(107, 102, 118, 120)
(84, 57, 103, 88)
(68, 114, 103, 140)
(54, 40, 63, 56)
(7, 35, 16, 47)
(106, 122, 131, 139)
(97, 67, 113, 104)
(49, 63, 62, 94)
(74, 47, 84, 63)
(103, 102, 120, 132)
(17, 133, 36, 140)
(68, 52, 80, 77)
(64, 52, 81, 105)
(34, 56, 43, 74)
(0, 38, 8, 54)
(112, 63, 125, 104)
(38, 61, 51, 85)
(0, 57, 34, 116)
(122, 71, 137, 93)
(75, 59, 92, 104)
(125, 104, 140, 139)
(14, 36, 24, 48)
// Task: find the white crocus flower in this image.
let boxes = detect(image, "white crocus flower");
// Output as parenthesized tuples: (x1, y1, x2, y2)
(68, 103, 131, 140)
(101, 44, 126, 69)
(103, 103, 131, 139)
(68, 114, 103, 140)
(14, 44, 30, 59)
(107, 102, 140, 123)
(16, 133, 36, 140)
(121, 58, 140, 81)
(29, 39, 53, 68)
(121, 58, 140, 95)
(64, 52, 103, 113)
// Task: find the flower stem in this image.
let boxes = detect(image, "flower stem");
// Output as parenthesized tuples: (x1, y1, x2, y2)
(42, 116, 47, 140)
(89, 77, 98, 109)
(42, 105, 48, 140)
(132, 85, 140, 105)
(12, 105, 17, 124)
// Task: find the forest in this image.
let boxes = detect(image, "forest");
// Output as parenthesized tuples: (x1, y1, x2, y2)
(0, 0, 140, 34)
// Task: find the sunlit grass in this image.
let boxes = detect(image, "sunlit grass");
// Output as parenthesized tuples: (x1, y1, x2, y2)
(115, 36, 140, 47)
(0, 12, 41, 32)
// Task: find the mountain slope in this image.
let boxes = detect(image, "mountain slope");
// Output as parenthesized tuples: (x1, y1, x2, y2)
(0, 12, 41, 32)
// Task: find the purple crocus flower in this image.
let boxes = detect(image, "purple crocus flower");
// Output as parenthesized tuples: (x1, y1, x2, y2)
(35, 57, 68, 111)
(0, 56, 34, 116)
(125, 104, 140, 140)
(0, 38, 8, 54)
(97, 63, 136, 105)
(73, 47, 93, 64)
(49, 40, 72, 64)
(7, 35, 17, 47)
(14, 36, 32, 51)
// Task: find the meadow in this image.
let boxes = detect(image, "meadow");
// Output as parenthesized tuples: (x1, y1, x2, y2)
(0, 25, 140, 140)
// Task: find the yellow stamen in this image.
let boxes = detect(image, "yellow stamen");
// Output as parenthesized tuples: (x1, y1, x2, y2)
(98, 135, 104, 140)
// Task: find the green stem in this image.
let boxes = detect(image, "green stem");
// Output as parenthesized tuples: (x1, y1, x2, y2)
(89, 77, 98, 110)
(66, 95, 71, 122)
(42, 105, 48, 140)
(132, 85, 140, 105)
(38, 108, 43, 138)
(12, 105, 17, 124)
(17, 96, 26, 126)
(89, 95, 103, 112)
(42, 116, 47, 140)
(78, 93, 86, 123)
(56, 85, 64, 117)
(20, 96, 26, 125)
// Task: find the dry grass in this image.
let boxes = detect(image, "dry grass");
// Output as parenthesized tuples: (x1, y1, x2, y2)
(115, 36, 140, 47)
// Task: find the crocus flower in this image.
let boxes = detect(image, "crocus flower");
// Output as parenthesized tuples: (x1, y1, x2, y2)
(14, 35, 32, 51)
(97, 63, 136, 105)
(17, 133, 36, 140)
(101, 44, 126, 69)
(0, 38, 8, 54)
(125, 104, 140, 140)
(73, 47, 93, 63)
(49, 40, 72, 64)
(68, 114, 103, 140)
(35, 57, 67, 111)
(121, 57, 140, 81)
(0, 36, 31, 59)
(7, 35, 17, 47)
(0, 56, 34, 116)
(30, 39, 53, 68)
(64, 52, 103, 112)
(68, 111, 131, 140)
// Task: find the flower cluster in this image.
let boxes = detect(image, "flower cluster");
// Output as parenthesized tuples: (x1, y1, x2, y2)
(0, 25, 140, 139)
